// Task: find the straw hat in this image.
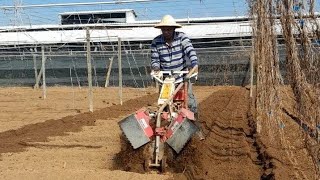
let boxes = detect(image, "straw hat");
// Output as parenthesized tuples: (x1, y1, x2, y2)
(154, 15, 182, 28)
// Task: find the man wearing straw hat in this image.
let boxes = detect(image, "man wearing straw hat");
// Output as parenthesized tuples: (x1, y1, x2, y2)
(151, 15, 204, 140)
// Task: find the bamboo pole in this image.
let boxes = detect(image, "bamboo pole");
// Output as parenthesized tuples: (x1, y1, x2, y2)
(41, 45, 47, 99)
(105, 56, 114, 87)
(118, 37, 123, 105)
(86, 28, 93, 112)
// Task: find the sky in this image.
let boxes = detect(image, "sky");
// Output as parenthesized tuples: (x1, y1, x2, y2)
(0, 0, 249, 26)
(0, 0, 319, 26)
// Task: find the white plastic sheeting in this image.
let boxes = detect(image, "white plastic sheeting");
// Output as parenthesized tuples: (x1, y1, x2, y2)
(0, 21, 252, 45)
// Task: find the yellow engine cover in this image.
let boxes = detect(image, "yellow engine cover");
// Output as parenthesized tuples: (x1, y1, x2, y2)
(158, 78, 175, 105)
(160, 83, 173, 99)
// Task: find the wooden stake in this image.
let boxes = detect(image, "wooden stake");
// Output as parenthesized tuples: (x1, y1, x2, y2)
(41, 45, 47, 99)
(86, 28, 93, 112)
(118, 37, 123, 105)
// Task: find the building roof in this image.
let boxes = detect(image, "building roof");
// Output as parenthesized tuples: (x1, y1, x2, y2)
(0, 11, 319, 46)
(0, 15, 250, 32)
(59, 9, 137, 17)
(0, 21, 252, 45)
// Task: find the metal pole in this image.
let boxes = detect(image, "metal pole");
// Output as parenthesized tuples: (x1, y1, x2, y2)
(34, 67, 43, 89)
(32, 54, 39, 89)
(250, 42, 254, 98)
(41, 45, 47, 99)
(86, 28, 93, 112)
(105, 56, 114, 87)
(118, 37, 123, 105)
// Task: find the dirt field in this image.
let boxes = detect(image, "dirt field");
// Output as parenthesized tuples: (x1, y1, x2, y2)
(0, 86, 318, 179)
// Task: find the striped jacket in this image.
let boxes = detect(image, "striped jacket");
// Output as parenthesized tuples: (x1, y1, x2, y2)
(151, 31, 198, 71)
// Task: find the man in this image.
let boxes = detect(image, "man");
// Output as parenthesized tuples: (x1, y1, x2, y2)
(151, 15, 204, 140)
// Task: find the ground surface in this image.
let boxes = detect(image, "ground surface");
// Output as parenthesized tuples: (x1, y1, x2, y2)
(0, 86, 318, 180)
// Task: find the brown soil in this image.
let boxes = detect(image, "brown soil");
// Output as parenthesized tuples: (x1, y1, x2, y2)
(0, 86, 318, 179)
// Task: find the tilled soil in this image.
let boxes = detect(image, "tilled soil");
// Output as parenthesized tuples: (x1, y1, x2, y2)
(114, 86, 262, 179)
(173, 87, 262, 180)
(112, 86, 319, 179)
(0, 86, 318, 179)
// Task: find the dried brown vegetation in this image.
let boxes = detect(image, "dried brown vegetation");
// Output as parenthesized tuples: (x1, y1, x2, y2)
(250, 0, 320, 178)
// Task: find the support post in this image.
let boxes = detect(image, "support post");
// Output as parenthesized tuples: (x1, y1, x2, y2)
(105, 56, 114, 87)
(86, 28, 93, 112)
(118, 37, 123, 105)
(34, 67, 43, 89)
(250, 43, 254, 98)
(32, 54, 39, 89)
(41, 45, 47, 99)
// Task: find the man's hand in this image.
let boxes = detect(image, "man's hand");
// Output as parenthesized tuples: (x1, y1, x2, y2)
(151, 69, 162, 81)
(187, 65, 198, 78)
(151, 69, 160, 75)
(184, 65, 198, 82)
